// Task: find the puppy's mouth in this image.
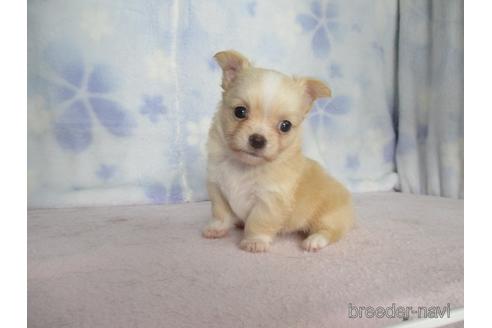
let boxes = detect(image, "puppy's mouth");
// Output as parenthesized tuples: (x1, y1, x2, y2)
(239, 150, 262, 157)
(229, 147, 270, 164)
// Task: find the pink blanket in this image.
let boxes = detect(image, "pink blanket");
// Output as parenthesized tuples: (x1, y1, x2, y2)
(28, 192, 463, 327)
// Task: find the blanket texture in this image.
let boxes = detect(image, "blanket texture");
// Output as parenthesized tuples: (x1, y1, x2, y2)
(28, 192, 463, 328)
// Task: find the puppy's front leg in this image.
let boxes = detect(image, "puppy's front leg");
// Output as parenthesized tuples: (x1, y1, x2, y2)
(240, 202, 284, 253)
(203, 182, 236, 239)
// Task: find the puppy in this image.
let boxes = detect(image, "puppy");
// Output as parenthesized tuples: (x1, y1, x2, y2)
(203, 50, 354, 252)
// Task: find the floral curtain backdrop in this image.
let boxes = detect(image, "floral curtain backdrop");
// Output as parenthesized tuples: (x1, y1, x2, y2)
(27, 0, 463, 208)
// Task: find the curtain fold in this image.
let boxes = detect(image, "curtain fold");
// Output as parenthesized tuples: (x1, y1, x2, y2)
(396, 0, 464, 198)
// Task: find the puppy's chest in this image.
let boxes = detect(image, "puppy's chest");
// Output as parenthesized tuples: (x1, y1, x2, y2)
(211, 160, 262, 220)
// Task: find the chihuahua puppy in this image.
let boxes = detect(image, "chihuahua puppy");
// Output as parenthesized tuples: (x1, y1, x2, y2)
(203, 50, 354, 252)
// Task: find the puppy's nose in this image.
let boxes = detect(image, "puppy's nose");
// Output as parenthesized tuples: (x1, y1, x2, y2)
(249, 134, 267, 149)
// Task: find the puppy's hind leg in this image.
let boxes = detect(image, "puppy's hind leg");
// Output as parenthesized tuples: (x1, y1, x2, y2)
(302, 204, 354, 252)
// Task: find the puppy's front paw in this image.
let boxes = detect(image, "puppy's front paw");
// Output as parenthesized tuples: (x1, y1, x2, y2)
(240, 235, 271, 253)
(202, 220, 230, 239)
(302, 233, 330, 252)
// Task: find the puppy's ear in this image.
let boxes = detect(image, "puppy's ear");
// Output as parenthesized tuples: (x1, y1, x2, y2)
(304, 78, 332, 101)
(214, 50, 251, 90)
(295, 77, 331, 111)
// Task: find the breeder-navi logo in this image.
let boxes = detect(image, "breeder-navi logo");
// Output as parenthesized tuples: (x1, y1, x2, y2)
(348, 303, 451, 319)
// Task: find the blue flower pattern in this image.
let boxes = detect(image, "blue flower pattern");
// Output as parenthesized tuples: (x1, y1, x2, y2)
(144, 179, 183, 205)
(297, 1, 340, 57)
(329, 63, 342, 79)
(246, 2, 257, 16)
(96, 164, 117, 181)
(47, 48, 135, 153)
(140, 95, 167, 123)
(309, 95, 350, 131)
(345, 154, 360, 170)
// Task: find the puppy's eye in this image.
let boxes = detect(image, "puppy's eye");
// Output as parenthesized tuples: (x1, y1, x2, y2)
(234, 106, 248, 119)
(279, 120, 292, 133)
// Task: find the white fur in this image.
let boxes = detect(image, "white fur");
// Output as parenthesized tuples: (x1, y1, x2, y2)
(205, 218, 232, 231)
(260, 72, 283, 116)
(202, 218, 231, 238)
(209, 158, 257, 220)
(302, 233, 330, 251)
(207, 118, 298, 222)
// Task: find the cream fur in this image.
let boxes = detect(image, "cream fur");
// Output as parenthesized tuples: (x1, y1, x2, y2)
(204, 50, 354, 252)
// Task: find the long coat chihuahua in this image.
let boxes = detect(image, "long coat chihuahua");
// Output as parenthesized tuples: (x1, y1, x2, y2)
(203, 50, 354, 252)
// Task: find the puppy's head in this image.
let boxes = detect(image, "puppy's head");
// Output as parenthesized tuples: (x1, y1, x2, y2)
(214, 50, 331, 165)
